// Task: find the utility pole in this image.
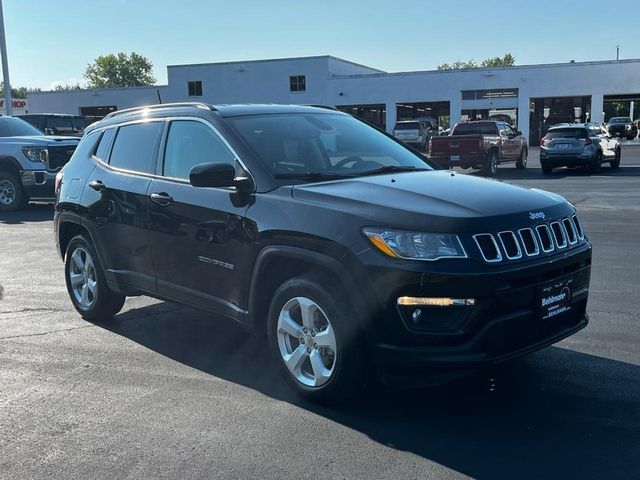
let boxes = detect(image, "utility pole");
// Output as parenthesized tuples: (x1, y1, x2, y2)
(616, 45, 620, 61)
(0, 0, 12, 115)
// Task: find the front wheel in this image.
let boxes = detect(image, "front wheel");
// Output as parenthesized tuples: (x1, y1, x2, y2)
(611, 148, 621, 168)
(267, 276, 366, 403)
(65, 235, 125, 321)
(516, 147, 528, 169)
(484, 150, 498, 177)
(0, 171, 26, 212)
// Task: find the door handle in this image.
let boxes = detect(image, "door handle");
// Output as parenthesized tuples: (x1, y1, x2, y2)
(150, 192, 174, 206)
(88, 179, 105, 192)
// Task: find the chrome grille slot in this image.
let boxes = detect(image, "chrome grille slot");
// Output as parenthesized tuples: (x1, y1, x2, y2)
(572, 214, 584, 239)
(536, 225, 554, 252)
(498, 231, 522, 259)
(473, 234, 502, 262)
(518, 228, 539, 256)
(563, 218, 577, 244)
(550, 221, 567, 248)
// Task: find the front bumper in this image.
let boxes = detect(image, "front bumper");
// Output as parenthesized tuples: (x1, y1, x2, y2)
(363, 244, 592, 387)
(20, 170, 56, 200)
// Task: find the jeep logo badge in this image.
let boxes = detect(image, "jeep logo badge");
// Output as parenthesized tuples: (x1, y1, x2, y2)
(529, 211, 546, 220)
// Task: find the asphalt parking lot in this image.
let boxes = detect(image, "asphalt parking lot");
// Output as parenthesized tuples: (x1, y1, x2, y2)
(1, 147, 639, 480)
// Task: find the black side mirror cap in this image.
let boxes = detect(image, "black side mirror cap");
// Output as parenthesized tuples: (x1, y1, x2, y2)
(189, 162, 253, 192)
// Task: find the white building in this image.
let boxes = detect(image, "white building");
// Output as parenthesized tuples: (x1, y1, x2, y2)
(27, 55, 640, 143)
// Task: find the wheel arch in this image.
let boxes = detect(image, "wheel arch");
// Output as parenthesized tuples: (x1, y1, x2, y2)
(0, 156, 22, 176)
(248, 245, 370, 330)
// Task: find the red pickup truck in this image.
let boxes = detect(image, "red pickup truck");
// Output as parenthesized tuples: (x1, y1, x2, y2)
(428, 121, 528, 176)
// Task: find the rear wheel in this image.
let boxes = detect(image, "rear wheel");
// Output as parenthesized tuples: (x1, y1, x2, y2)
(484, 150, 498, 177)
(267, 276, 366, 403)
(0, 171, 26, 212)
(611, 148, 621, 168)
(590, 151, 602, 174)
(64, 235, 125, 321)
(516, 147, 528, 169)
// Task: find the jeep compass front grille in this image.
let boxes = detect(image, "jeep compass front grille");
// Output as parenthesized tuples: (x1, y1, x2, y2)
(473, 215, 586, 264)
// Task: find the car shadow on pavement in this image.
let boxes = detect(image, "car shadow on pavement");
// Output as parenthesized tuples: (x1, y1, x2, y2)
(92, 301, 640, 480)
(0, 203, 54, 225)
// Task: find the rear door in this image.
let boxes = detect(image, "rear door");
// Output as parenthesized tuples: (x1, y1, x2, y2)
(147, 118, 250, 319)
(83, 120, 164, 293)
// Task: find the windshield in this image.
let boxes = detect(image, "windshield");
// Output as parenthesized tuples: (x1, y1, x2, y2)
(453, 123, 497, 135)
(0, 117, 45, 137)
(607, 117, 631, 124)
(394, 122, 419, 130)
(546, 128, 588, 139)
(229, 113, 431, 179)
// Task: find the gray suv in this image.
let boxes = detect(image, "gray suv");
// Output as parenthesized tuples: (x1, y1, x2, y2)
(540, 124, 620, 174)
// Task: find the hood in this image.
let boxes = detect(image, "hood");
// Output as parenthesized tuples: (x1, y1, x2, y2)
(291, 170, 572, 232)
(2, 135, 80, 145)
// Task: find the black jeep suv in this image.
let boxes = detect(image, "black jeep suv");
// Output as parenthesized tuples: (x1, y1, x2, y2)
(54, 103, 591, 401)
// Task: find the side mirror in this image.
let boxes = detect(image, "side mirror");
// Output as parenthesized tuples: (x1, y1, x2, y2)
(516, 130, 523, 136)
(44, 128, 55, 135)
(189, 162, 253, 192)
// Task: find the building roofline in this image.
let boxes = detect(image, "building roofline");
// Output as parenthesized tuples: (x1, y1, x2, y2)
(28, 84, 169, 96)
(167, 54, 385, 72)
(328, 57, 640, 79)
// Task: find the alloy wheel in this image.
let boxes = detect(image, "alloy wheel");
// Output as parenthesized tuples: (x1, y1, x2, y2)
(68, 247, 98, 309)
(276, 296, 337, 387)
(0, 179, 16, 206)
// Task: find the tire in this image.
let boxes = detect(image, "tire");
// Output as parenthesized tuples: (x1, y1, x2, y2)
(484, 150, 498, 177)
(541, 162, 553, 175)
(590, 152, 602, 174)
(64, 235, 125, 321)
(267, 276, 366, 403)
(516, 147, 528, 169)
(611, 148, 621, 169)
(0, 171, 26, 212)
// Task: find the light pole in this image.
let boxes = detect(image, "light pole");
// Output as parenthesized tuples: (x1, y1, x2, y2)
(0, 0, 12, 116)
(616, 45, 620, 61)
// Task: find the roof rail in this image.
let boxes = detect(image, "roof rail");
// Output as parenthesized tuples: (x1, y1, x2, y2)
(305, 104, 339, 111)
(103, 102, 215, 120)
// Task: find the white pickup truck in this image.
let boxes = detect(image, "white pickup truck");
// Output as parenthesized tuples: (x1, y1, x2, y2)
(0, 116, 79, 211)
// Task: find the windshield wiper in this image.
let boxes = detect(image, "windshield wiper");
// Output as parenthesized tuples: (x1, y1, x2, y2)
(355, 165, 430, 177)
(273, 172, 354, 181)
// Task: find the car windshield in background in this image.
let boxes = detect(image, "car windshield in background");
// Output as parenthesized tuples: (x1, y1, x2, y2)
(546, 128, 588, 139)
(394, 122, 419, 130)
(607, 117, 631, 124)
(0, 117, 45, 137)
(229, 113, 431, 179)
(452, 123, 497, 135)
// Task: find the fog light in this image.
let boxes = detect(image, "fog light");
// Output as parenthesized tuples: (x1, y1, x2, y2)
(397, 296, 476, 307)
(411, 309, 422, 324)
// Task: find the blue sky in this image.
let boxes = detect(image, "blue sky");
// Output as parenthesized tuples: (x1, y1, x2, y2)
(5, 0, 638, 89)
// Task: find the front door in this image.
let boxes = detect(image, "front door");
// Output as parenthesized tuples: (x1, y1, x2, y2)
(148, 119, 250, 320)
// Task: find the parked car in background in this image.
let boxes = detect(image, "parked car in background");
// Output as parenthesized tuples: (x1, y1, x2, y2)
(54, 103, 591, 402)
(392, 118, 438, 151)
(540, 123, 620, 174)
(429, 120, 528, 176)
(606, 117, 637, 140)
(17, 114, 87, 137)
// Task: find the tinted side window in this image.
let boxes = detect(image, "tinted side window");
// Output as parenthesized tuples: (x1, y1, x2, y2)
(71, 131, 101, 161)
(163, 120, 235, 179)
(110, 122, 163, 174)
(94, 128, 115, 162)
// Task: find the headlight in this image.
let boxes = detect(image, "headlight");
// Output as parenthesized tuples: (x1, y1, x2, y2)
(363, 227, 467, 260)
(22, 146, 49, 164)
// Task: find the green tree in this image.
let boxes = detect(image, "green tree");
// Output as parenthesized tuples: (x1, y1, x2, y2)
(54, 83, 82, 91)
(0, 82, 41, 98)
(84, 52, 156, 88)
(437, 53, 515, 70)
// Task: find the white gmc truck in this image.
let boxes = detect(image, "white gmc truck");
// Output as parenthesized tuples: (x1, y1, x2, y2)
(0, 116, 79, 211)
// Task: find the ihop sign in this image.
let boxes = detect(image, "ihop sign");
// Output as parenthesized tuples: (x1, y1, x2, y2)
(0, 98, 28, 114)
